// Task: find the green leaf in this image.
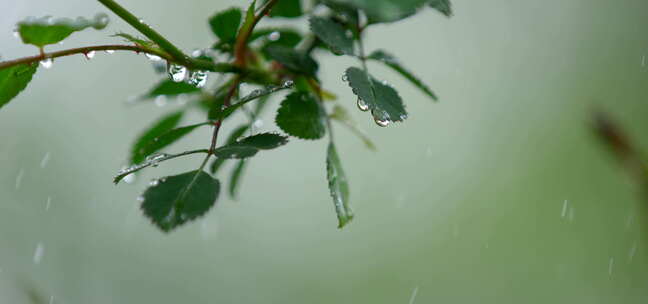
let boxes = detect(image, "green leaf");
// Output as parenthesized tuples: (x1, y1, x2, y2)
(428, 0, 453, 16)
(275, 92, 326, 140)
(326, 143, 353, 228)
(144, 79, 201, 99)
(0, 63, 38, 109)
(141, 170, 220, 232)
(212, 133, 289, 159)
(345, 67, 407, 125)
(130, 111, 184, 164)
(209, 7, 242, 42)
(267, 0, 302, 18)
(17, 13, 109, 48)
(367, 49, 437, 101)
(210, 125, 249, 174)
(238, 0, 257, 38)
(309, 16, 355, 56)
(132, 122, 209, 165)
(324, 0, 428, 23)
(265, 45, 319, 76)
(229, 160, 247, 199)
(330, 105, 376, 150)
(209, 80, 294, 121)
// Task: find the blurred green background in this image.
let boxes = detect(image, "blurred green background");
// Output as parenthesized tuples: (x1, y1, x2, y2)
(2, 0, 648, 303)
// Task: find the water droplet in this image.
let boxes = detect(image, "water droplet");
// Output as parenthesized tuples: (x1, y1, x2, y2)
(168, 64, 187, 82)
(123, 173, 136, 184)
(268, 31, 281, 41)
(136, 195, 144, 202)
(188, 70, 208, 88)
(105, 49, 115, 54)
(191, 49, 204, 58)
(381, 79, 388, 85)
(253, 119, 264, 129)
(356, 98, 369, 111)
(15, 169, 24, 189)
(154, 96, 167, 107)
(373, 116, 390, 127)
(40, 58, 53, 69)
(85, 51, 96, 59)
(145, 53, 162, 61)
(149, 179, 159, 186)
(282, 80, 294, 87)
(12, 28, 19, 39)
(342, 74, 348, 82)
(345, 30, 354, 38)
(33, 242, 45, 264)
(40, 152, 51, 168)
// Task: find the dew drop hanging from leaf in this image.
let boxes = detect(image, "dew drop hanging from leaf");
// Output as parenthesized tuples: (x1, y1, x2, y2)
(188, 70, 208, 87)
(357, 98, 369, 111)
(40, 58, 53, 69)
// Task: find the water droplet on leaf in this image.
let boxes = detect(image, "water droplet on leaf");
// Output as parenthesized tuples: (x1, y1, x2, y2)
(105, 50, 115, 54)
(356, 98, 369, 111)
(85, 51, 96, 59)
(374, 116, 390, 127)
(268, 31, 281, 41)
(145, 53, 162, 61)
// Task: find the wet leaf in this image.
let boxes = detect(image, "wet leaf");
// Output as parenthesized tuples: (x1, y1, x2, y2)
(18, 13, 109, 47)
(0, 63, 37, 109)
(345, 67, 407, 124)
(368, 49, 437, 101)
(309, 16, 355, 55)
(428, 0, 453, 16)
(275, 92, 326, 139)
(209, 7, 242, 42)
(210, 125, 249, 174)
(130, 111, 184, 164)
(212, 133, 289, 159)
(326, 143, 353, 228)
(141, 170, 220, 232)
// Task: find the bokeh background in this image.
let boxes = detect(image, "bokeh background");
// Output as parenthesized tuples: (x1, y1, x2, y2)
(2, 0, 648, 303)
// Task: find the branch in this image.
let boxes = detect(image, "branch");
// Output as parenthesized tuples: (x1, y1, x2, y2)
(0, 44, 168, 70)
(114, 149, 210, 184)
(234, 0, 280, 66)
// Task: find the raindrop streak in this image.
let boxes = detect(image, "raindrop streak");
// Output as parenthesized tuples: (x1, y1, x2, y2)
(188, 70, 208, 88)
(145, 53, 162, 61)
(45, 197, 52, 211)
(49, 296, 54, 304)
(560, 200, 568, 218)
(568, 206, 575, 222)
(168, 64, 187, 82)
(40, 58, 53, 69)
(40, 152, 51, 168)
(85, 51, 96, 59)
(629, 240, 638, 262)
(408, 286, 419, 304)
(15, 169, 24, 189)
(268, 31, 281, 41)
(33, 242, 45, 264)
(608, 257, 614, 276)
(642, 55, 646, 67)
(356, 98, 369, 111)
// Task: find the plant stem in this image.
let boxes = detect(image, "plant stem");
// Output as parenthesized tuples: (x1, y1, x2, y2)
(0, 44, 167, 70)
(234, 0, 280, 66)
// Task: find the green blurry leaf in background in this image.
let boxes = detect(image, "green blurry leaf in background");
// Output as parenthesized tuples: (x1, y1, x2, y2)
(368, 49, 437, 101)
(17, 13, 109, 48)
(266, 0, 302, 18)
(326, 143, 353, 228)
(265, 45, 319, 76)
(428, 0, 453, 17)
(345, 67, 407, 125)
(209, 7, 242, 43)
(228, 160, 247, 199)
(309, 16, 355, 56)
(141, 170, 220, 232)
(0, 63, 38, 109)
(130, 111, 184, 165)
(276, 92, 326, 140)
(330, 105, 376, 151)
